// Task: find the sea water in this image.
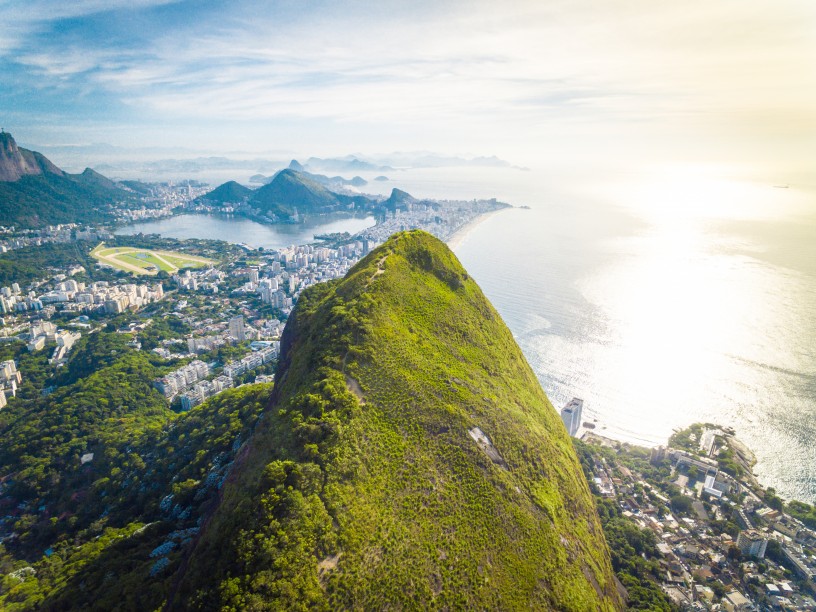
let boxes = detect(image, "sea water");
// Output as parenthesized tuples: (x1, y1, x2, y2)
(119, 165, 816, 502)
(448, 166, 816, 503)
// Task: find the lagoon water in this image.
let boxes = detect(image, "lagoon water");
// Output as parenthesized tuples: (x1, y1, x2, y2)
(115, 213, 376, 250)
(118, 166, 816, 502)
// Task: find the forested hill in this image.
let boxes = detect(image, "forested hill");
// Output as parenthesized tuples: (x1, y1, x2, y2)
(0, 132, 136, 228)
(0, 231, 622, 610)
(0, 332, 272, 610)
(170, 230, 622, 610)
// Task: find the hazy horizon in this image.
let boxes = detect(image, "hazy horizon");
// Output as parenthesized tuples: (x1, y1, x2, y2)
(2, 0, 815, 184)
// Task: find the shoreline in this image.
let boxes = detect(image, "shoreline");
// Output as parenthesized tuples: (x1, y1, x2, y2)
(446, 207, 512, 250)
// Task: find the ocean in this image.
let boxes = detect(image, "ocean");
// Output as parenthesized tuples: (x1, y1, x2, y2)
(446, 166, 816, 503)
(120, 163, 816, 503)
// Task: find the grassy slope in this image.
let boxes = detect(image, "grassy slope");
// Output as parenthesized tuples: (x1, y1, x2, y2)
(174, 230, 621, 610)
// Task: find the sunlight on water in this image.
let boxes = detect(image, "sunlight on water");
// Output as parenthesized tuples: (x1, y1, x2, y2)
(452, 164, 816, 502)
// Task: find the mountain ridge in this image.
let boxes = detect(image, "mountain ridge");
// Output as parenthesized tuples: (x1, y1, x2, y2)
(250, 168, 344, 218)
(0, 132, 65, 182)
(170, 230, 622, 609)
(196, 180, 253, 205)
(0, 132, 135, 228)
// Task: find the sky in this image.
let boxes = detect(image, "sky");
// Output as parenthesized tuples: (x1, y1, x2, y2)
(1, 0, 815, 174)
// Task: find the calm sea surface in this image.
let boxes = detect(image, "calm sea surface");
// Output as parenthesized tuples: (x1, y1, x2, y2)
(449, 167, 816, 504)
(117, 166, 816, 502)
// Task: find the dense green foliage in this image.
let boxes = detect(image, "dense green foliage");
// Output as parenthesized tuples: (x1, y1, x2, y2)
(55, 330, 134, 386)
(0, 329, 270, 611)
(0, 242, 97, 285)
(0, 172, 134, 229)
(137, 316, 191, 351)
(0, 335, 171, 553)
(0, 343, 53, 403)
(172, 231, 622, 610)
(715, 446, 744, 478)
(786, 498, 816, 529)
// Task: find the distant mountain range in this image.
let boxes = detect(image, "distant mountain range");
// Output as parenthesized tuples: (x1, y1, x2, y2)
(303, 156, 393, 173)
(249, 160, 368, 189)
(197, 168, 395, 220)
(24, 142, 522, 180)
(0, 132, 137, 228)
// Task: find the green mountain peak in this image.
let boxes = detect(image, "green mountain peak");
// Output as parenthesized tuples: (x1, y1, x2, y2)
(172, 230, 622, 610)
(250, 168, 343, 218)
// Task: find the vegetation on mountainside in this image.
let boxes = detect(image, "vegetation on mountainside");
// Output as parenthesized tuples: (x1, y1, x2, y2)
(172, 230, 621, 610)
(0, 174, 132, 229)
(0, 330, 270, 611)
(0, 243, 99, 285)
(195, 180, 253, 205)
(249, 169, 344, 218)
(572, 441, 678, 611)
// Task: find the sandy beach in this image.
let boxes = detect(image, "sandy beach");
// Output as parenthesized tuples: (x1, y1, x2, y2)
(446, 207, 512, 251)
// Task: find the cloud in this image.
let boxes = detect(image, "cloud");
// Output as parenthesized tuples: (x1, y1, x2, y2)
(1, 0, 181, 23)
(2, 0, 814, 166)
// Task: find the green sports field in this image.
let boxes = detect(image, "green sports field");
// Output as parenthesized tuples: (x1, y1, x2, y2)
(91, 243, 216, 275)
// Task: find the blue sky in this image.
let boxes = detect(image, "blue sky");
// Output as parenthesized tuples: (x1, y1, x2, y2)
(2, 0, 814, 172)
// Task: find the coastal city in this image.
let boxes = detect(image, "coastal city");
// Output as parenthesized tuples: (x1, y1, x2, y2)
(1, 1, 811, 607)
(1, 171, 815, 609)
(0, 183, 507, 433)
(568, 402, 816, 610)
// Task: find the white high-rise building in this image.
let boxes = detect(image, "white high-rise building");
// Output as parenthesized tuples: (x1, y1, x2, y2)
(229, 315, 246, 342)
(736, 530, 768, 559)
(560, 397, 583, 437)
(0, 360, 21, 385)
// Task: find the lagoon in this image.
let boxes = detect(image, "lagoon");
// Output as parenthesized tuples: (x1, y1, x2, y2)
(117, 166, 816, 503)
(115, 213, 376, 250)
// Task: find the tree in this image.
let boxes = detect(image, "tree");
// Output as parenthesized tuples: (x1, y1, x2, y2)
(765, 488, 785, 511)
(670, 494, 693, 515)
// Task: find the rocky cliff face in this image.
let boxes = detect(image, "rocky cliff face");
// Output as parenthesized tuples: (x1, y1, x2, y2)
(0, 132, 65, 182)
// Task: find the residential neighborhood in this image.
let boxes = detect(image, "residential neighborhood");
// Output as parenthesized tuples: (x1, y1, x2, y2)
(579, 424, 816, 610)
